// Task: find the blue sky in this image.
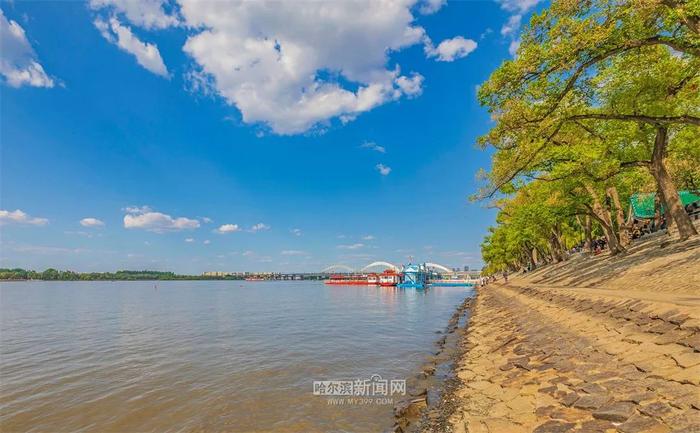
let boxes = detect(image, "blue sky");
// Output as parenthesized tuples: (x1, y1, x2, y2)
(0, 0, 542, 273)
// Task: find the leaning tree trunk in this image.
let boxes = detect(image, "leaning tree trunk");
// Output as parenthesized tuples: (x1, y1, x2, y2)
(607, 186, 629, 246)
(606, 186, 626, 228)
(650, 126, 697, 240)
(549, 236, 563, 262)
(584, 215, 593, 253)
(585, 184, 625, 255)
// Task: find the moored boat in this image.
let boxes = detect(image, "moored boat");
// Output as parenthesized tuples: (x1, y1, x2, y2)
(378, 270, 400, 287)
(324, 274, 371, 285)
(367, 273, 379, 285)
(396, 263, 427, 289)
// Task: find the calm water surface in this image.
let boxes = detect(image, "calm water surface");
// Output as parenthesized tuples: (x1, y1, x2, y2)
(0, 281, 473, 433)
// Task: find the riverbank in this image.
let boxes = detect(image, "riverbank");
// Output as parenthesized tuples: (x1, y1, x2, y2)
(430, 236, 700, 433)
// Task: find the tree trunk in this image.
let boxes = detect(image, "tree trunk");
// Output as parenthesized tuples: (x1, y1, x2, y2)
(552, 226, 567, 260)
(532, 247, 538, 267)
(584, 215, 593, 253)
(535, 245, 549, 264)
(585, 184, 624, 255)
(606, 186, 626, 228)
(607, 186, 629, 246)
(649, 126, 697, 240)
(549, 236, 563, 262)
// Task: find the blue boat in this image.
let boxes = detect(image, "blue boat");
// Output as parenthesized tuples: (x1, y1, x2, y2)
(397, 263, 427, 289)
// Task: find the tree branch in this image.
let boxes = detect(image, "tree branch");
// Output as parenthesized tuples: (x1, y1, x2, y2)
(567, 113, 700, 126)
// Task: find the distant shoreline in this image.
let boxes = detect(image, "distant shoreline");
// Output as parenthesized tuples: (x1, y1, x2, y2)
(0, 278, 243, 282)
(0, 268, 325, 282)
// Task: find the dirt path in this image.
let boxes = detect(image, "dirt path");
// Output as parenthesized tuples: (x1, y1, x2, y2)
(444, 283, 700, 433)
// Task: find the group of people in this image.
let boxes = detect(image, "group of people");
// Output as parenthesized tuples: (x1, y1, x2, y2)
(478, 273, 503, 286)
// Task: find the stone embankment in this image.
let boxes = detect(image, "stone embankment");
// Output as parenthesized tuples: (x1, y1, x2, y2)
(444, 283, 700, 433)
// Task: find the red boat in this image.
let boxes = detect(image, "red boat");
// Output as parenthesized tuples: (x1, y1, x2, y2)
(367, 273, 379, 285)
(378, 270, 400, 287)
(324, 274, 371, 285)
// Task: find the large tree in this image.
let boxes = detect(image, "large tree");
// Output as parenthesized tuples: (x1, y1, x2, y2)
(478, 0, 699, 239)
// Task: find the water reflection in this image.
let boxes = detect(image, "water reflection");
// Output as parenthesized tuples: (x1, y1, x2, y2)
(1, 281, 472, 432)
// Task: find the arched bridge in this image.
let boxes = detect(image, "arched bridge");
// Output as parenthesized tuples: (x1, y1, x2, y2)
(322, 261, 456, 274)
(320, 264, 355, 273)
(360, 261, 400, 271)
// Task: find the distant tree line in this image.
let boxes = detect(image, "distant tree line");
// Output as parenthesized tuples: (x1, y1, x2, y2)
(0, 268, 244, 281)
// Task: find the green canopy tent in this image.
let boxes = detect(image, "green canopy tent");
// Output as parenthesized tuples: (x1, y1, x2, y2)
(629, 191, 700, 219)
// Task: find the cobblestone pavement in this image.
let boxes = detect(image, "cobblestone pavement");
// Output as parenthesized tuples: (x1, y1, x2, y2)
(448, 283, 700, 433)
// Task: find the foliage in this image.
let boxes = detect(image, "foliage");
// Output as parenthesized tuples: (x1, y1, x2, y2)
(0, 269, 243, 281)
(477, 0, 700, 272)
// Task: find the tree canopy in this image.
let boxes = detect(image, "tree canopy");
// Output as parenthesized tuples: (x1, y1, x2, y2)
(477, 0, 700, 273)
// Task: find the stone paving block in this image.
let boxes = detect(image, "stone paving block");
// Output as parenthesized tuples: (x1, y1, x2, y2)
(573, 393, 611, 410)
(592, 401, 637, 423)
(664, 411, 700, 431)
(446, 285, 700, 433)
(656, 330, 695, 345)
(678, 332, 700, 352)
(579, 418, 618, 432)
(668, 364, 700, 385)
(618, 414, 671, 433)
(483, 417, 527, 433)
(638, 401, 674, 419)
(532, 420, 576, 433)
(671, 350, 700, 368)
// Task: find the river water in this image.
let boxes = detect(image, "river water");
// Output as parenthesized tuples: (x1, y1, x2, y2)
(0, 281, 473, 433)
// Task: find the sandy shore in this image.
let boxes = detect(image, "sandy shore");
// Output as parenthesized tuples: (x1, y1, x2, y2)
(426, 236, 700, 433)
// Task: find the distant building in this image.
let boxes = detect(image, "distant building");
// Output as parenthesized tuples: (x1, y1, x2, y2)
(463, 266, 469, 272)
(202, 271, 233, 277)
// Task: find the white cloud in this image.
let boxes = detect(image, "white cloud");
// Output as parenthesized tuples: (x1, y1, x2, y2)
(0, 9, 54, 88)
(395, 73, 424, 96)
(185, 237, 195, 242)
(509, 39, 521, 56)
(337, 243, 365, 250)
(216, 223, 240, 234)
(496, 0, 542, 54)
(123, 206, 199, 232)
(250, 223, 270, 233)
(0, 209, 48, 226)
(360, 141, 386, 153)
(426, 36, 477, 62)
(480, 28, 494, 39)
(362, 235, 375, 240)
(496, 0, 542, 13)
(203, 239, 211, 245)
(242, 250, 255, 257)
(281, 250, 306, 256)
(178, 1, 428, 134)
(376, 163, 392, 176)
(12, 244, 87, 254)
(201, 217, 213, 223)
(94, 17, 169, 77)
(89, 0, 179, 30)
(500, 14, 521, 37)
(418, 0, 446, 15)
(290, 228, 302, 236)
(124, 205, 151, 214)
(80, 217, 105, 227)
(64, 230, 98, 238)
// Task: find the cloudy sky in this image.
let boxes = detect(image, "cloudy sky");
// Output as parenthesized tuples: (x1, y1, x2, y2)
(0, 0, 543, 273)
